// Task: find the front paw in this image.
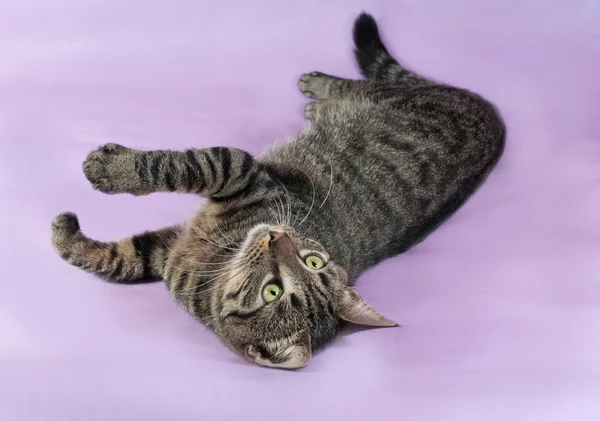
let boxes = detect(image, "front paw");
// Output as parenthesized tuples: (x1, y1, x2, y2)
(51, 212, 82, 257)
(83, 143, 138, 194)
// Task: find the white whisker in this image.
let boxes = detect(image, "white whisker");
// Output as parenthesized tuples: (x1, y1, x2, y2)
(166, 247, 244, 268)
(261, 181, 287, 226)
(213, 221, 243, 248)
(182, 264, 248, 296)
(192, 226, 241, 252)
(297, 168, 316, 227)
(277, 177, 293, 226)
(271, 184, 286, 226)
(163, 259, 244, 277)
(318, 160, 334, 210)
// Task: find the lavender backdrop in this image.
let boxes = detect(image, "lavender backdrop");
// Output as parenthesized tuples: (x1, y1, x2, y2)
(1, 1, 599, 420)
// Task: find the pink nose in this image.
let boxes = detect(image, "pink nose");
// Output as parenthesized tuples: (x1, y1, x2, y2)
(269, 230, 292, 249)
(268, 230, 288, 245)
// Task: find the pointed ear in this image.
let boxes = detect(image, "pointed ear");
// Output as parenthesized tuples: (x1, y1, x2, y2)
(245, 330, 311, 370)
(337, 288, 398, 327)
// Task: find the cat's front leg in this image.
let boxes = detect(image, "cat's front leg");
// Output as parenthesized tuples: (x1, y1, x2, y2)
(83, 143, 260, 199)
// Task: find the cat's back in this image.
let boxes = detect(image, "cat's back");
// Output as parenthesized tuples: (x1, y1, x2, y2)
(310, 84, 503, 162)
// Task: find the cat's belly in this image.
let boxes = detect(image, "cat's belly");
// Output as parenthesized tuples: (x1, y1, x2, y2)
(291, 92, 504, 279)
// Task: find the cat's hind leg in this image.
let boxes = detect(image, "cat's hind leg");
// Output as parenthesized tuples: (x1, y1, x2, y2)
(51, 212, 180, 283)
(298, 72, 367, 121)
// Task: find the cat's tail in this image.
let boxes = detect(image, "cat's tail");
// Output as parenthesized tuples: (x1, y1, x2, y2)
(353, 12, 433, 88)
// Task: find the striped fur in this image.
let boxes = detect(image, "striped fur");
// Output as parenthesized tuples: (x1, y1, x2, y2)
(82, 143, 259, 201)
(353, 13, 434, 88)
(51, 13, 505, 369)
(52, 212, 180, 283)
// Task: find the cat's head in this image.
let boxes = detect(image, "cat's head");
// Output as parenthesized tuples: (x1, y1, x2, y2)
(212, 224, 397, 369)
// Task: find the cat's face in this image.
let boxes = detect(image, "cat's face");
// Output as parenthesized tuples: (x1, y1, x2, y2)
(213, 224, 397, 369)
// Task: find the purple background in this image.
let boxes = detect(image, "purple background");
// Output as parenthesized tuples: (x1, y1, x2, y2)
(1, 1, 599, 420)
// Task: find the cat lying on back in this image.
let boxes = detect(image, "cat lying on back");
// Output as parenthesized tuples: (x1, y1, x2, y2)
(51, 13, 505, 369)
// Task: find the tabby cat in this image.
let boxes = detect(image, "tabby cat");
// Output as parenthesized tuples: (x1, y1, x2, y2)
(51, 13, 505, 369)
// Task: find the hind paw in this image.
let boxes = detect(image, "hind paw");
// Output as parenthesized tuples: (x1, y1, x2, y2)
(298, 72, 336, 100)
(304, 102, 320, 121)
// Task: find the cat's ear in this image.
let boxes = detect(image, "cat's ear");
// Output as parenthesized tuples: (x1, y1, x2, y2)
(337, 288, 398, 327)
(245, 330, 311, 370)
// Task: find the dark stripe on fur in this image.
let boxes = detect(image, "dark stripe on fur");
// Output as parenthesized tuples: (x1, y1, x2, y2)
(318, 272, 330, 288)
(224, 308, 261, 320)
(184, 149, 202, 192)
(149, 153, 162, 185)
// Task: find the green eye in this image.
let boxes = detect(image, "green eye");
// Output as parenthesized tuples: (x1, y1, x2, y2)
(305, 255, 324, 270)
(263, 284, 282, 303)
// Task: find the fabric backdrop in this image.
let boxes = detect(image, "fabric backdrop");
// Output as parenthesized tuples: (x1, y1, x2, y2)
(1, 1, 599, 420)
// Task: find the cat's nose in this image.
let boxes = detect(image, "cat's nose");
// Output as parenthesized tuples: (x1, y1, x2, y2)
(268, 230, 288, 246)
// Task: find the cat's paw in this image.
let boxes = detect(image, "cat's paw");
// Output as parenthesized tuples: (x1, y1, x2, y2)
(51, 212, 82, 255)
(52, 211, 80, 234)
(304, 102, 319, 121)
(298, 72, 332, 100)
(83, 143, 137, 194)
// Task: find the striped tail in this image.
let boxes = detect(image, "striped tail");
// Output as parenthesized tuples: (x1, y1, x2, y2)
(353, 12, 433, 88)
(51, 212, 181, 283)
